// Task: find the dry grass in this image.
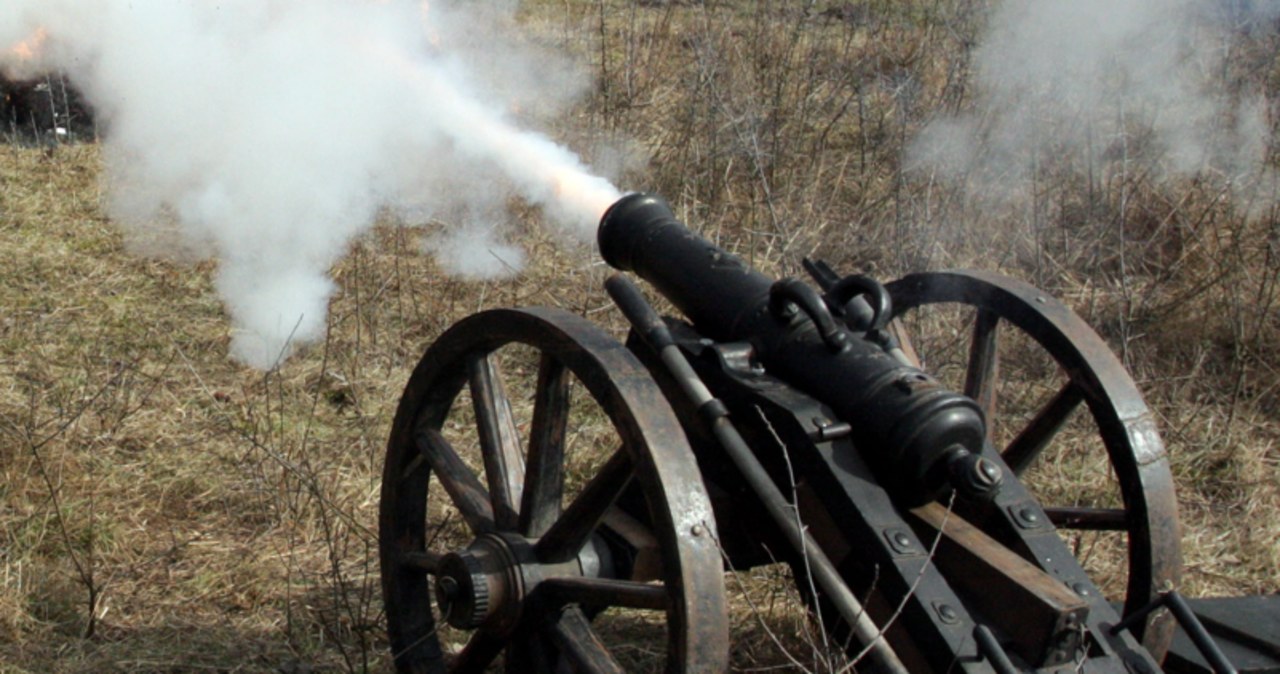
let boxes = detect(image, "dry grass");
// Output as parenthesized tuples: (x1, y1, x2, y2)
(558, 0, 1280, 600)
(0, 0, 1277, 672)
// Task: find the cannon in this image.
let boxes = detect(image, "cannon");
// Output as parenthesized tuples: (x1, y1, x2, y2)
(377, 193, 1259, 672)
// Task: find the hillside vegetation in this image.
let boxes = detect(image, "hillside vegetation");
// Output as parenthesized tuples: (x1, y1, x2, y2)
(1, 1, 1277, 672)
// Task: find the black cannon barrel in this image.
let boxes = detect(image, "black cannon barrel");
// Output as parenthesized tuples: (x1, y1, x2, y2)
(599, 193, 999, 504)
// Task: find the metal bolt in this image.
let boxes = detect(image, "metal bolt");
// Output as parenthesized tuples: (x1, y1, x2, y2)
(885, 526, 916, 555)
(1009, 502, 1050, 530)
(885, 528, 915, 554)
(1071, 582, 1092, 597)
(691, 524, 705, 537)
(937, 603, 959, 624)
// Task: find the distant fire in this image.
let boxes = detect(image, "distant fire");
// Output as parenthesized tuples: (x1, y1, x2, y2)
(2, 0, 618, 366)
(5, 28, 48, 63)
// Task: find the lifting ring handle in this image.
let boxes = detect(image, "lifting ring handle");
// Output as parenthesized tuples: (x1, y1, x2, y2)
(825, 274, 893, 332)
(768, 278, 850, 353)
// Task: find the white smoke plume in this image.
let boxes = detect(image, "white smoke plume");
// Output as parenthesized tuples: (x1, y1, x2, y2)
(1, 0, 621, 368)
(909, 0, 1276, 196)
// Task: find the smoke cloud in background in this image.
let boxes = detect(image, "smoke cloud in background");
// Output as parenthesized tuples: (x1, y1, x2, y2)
(909, 0, 1278, 201)
(1, 0, 621, 368)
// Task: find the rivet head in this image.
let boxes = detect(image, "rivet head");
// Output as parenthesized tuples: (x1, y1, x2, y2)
(937, 603, 959, 624)
(885, 528, 915, 553)
(1020, 507, 1041, 524)
(1071, 582, 1092, 597)
(691, 524, 705, 537)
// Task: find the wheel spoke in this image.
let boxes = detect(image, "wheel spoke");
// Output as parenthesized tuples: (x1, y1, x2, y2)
(601, 507, 662, 582)
(534, 449, 634, 564)
(886, 319, 922, 366)
(886, 271, 1182, 661)
(520, 354, 571, 538)
(416, 426, 496, 534)
(539, 577, 670, 612)
(401, 550, 442, 572)
(468, 353, 526, 531)
(450, 627, 507, 673)
(1001, 382, 1086, 475)
(547, 607, 627, 674)
(964, 308, 1000, 440)
(383, 307, 729, 673)
(505, 632, 557, 674)
(1045, 506, 1130, 531)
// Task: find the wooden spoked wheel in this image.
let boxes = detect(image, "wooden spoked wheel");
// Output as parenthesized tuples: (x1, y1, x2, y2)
(379, 307, 728, 674)
(886, 270, 1181, 661)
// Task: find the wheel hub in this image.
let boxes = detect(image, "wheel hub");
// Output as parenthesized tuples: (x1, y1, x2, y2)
(432, 531, 623, 632)
(434, 534, 524, 630)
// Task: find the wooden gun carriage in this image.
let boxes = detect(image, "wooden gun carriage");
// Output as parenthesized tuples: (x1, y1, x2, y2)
(377, 193, 1277, 673)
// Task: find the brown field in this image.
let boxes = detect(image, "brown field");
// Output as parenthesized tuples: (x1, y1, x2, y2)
(2, 1, 1278, 672)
